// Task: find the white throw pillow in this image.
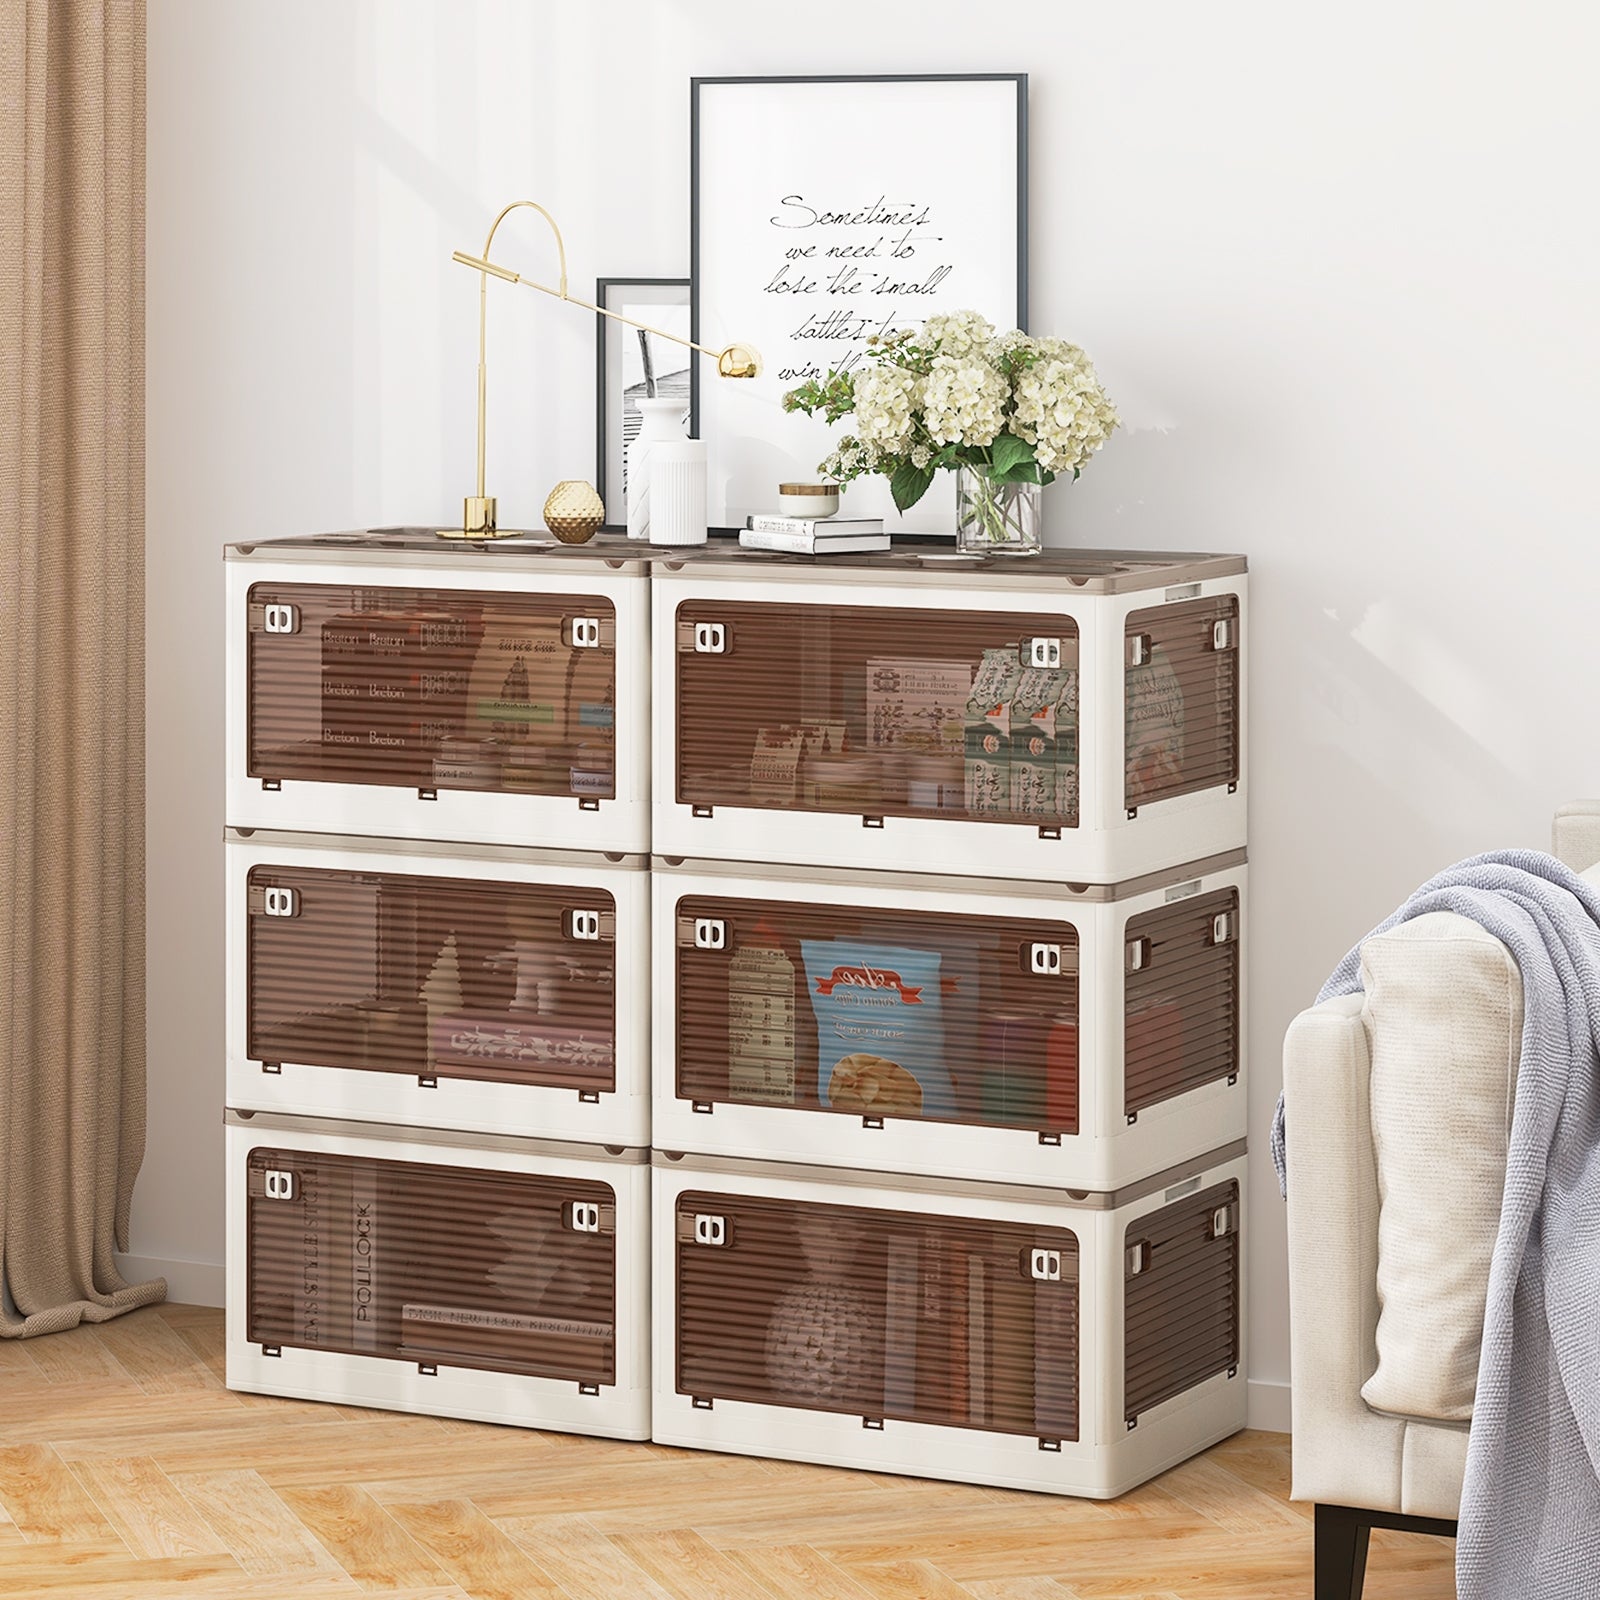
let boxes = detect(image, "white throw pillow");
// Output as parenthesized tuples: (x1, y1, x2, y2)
(1358, 911, 1520, 1423)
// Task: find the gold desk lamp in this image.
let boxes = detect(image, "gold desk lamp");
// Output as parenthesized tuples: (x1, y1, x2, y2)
(441, 199, 761, 539)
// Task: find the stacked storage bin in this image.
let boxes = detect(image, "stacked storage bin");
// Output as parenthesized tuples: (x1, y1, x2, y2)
(222, 530, 652, 1438)
(647, 547, 1249, 1496)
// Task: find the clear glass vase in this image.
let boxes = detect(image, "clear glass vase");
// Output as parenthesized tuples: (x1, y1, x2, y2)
(955, 466, 1043, 555)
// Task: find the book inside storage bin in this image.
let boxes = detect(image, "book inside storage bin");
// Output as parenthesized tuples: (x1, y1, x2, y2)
(1124, 1179, 1240, 1422)
(674, 600, 1081, 828)
(1124, 595, 1240, 811)
(1123, 887, 1240, 1119)
(246, 582, 617, 799)
(674, 894, 1078, 1133)
(245, 1149, 617, 1382)
(675, 1191, 1079, 1438)
(246, 866, 616, 1091)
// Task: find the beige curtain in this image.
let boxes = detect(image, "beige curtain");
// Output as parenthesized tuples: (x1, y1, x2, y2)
(0, 0, 161, 1335)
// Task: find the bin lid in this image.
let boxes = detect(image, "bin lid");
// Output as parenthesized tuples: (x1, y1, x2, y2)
(648, 544, 1246, 595)
(226, 528, 650, 575)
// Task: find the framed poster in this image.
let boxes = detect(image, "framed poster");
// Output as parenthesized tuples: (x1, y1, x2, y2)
(691, 74, 1027, 536)
(595, 278, 693, 531)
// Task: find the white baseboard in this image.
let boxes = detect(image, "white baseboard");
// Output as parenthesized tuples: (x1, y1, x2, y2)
(1247, 1377, 1291, 1434)
(116, 1253, 224, 1309)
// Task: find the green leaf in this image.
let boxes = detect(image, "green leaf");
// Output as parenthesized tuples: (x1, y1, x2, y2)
(889, 461, 936, 512)
(989, 459, 1046, 487)
(989, 433, 1036, 479)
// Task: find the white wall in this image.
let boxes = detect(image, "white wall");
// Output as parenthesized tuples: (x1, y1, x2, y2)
(145, 0, 1600, 1422)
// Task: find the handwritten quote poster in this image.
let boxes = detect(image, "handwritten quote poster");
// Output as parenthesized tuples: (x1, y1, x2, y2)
(693, 77, 1025, 534)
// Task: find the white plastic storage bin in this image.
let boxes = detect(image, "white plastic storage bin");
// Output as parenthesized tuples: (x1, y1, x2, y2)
(652, 851, 1246, 1189)
(651, 548, 1246, 883)
(652, 1146, 1246, 1497)
(226, 830, 650, 1145)
(226, 531, 650, 851)
(226, 1112, 650, 1438)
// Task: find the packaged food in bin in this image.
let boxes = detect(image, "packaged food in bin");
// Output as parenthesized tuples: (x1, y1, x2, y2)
(866, 658, 971, 758)
(728, 922, 799, 1107)
(965, 647, 1024, 816)
(803, 940, 955, 1119)
(980, 1012, 1077, 1130)
(428, 1014, 613, 1086)
(1044, 1014, 1079, 1133)
(1011, 664, 1079, 821)
(979, 1013, 1046, 1125)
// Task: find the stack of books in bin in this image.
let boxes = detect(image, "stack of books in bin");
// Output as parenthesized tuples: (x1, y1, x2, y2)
(740, 513, 889, 555)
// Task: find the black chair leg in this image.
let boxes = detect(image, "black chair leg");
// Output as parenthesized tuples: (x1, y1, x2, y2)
(1314, 1503, 1458, 1599)
(1315, 1503, 1371, 1600)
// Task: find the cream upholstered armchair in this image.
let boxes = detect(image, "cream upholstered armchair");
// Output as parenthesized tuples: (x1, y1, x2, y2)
(1282, 801, 1600, 1599)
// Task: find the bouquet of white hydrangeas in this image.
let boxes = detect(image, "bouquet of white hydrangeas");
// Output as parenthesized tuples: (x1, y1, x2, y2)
(782, 310, 1119, 518)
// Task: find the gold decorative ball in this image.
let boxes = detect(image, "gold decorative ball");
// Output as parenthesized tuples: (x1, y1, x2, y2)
(542, 479, 605, 544)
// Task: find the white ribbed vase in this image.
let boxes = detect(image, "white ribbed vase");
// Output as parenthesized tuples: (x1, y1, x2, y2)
(625, 397, 689, 540)
(648, 440, 708, 545)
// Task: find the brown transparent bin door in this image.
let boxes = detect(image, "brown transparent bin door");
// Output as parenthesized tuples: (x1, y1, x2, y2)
(675, 1191, 1078, 1440)
(246, 867, 616, 1092)
(676, 601, 1081, 829)
(1124, 1180, 1240, 1422)
(247, 583, 617, 798)
(1125, 596, 1240, 810)
(1123, 888, 1239, 1119)
(246, 1149, 616, 1382)
(674, 896, 1078, 1134)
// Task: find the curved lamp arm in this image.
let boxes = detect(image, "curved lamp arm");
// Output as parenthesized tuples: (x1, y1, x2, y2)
(444, 201, 759, 539)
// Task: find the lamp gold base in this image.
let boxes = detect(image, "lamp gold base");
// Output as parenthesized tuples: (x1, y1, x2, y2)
(437, 494, 522, 539)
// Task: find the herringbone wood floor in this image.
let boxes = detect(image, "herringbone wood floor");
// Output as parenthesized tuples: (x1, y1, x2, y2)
(0, 1304, 1454, 1599)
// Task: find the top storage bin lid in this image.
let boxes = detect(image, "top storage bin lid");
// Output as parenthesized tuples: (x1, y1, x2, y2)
(649, 546, 1246, 595)
(226, 528, 649, 575)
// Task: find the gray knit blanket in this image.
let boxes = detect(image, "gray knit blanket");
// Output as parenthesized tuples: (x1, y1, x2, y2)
(1272, 852, 1600, 1600)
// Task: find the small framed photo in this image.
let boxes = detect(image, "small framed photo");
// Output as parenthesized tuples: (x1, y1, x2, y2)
(595, 277, 693, 531)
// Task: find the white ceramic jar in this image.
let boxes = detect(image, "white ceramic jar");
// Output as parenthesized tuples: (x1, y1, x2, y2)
(777, 482, 839, 519)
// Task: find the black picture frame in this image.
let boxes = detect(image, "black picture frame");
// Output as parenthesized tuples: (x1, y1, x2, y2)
(594, 276, 693, 533)
(690, 74, 1029, 538)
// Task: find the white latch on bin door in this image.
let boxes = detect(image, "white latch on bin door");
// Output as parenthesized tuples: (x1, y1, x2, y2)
(694, 917, 727, 951)
(569, 616, 603, 649)
(1028, 942, 1064, 976)
(1030, 1248, 1063, 1282)
(693, 621, 727, 654)
(694, 1214, 728, 1247)
(569, 1201, 602, 1234)
(567, 909, 602, 942)
(263, 1169, 296, 1201)
(262, 603, 299, 635)
(1026, 637, 1063, 669)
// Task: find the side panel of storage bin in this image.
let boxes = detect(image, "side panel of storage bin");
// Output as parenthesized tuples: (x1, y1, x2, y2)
(225, 555, 649, 850)
(226, 833, 649, 1145)
(652, 857, 1246, 1189)
(225, 1115, 650, 1437)
(651, 1150, 1246, 1497)
(651, 567, 1247, 882)
(1122, 1178, 1241, 1427)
